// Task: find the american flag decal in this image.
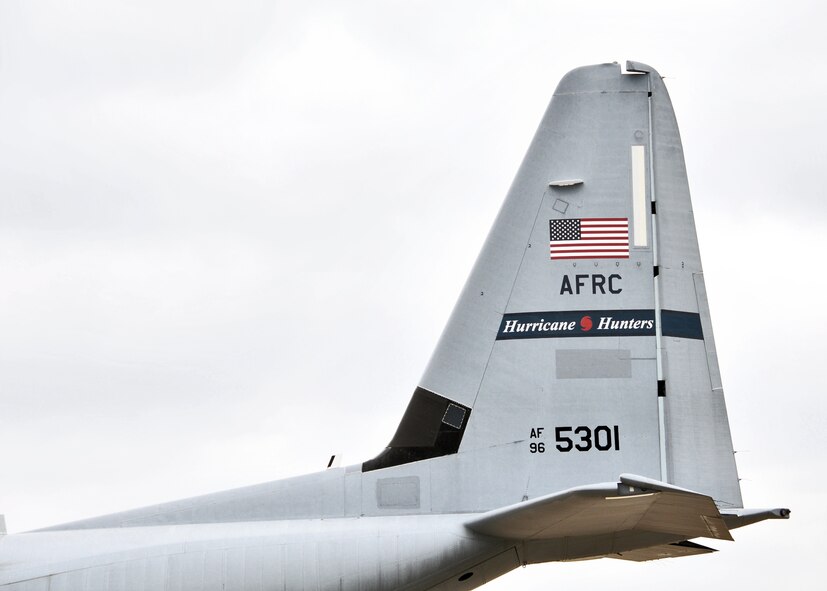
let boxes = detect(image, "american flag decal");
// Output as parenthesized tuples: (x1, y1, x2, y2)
(549, 218, 630, 260)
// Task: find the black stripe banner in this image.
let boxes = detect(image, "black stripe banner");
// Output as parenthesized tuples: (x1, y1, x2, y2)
(495, 309, 702, 340)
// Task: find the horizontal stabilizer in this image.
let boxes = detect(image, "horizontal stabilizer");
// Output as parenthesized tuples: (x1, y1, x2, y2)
(721, 508, 791, 530)
(465, 474, 732, 542)
(611, 540, 716, 562)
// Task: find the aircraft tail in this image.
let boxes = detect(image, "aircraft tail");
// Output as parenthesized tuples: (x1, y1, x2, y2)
(20, 64, 784, 565)
(363, 61, 744, 512)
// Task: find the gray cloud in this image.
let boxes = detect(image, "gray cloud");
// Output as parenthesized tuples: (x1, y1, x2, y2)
(1, 1, 823, 588)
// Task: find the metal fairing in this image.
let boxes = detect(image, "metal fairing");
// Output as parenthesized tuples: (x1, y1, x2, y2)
(0, 62, 788, 590)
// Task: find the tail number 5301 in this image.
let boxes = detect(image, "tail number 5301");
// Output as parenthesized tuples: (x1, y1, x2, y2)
(555, 425, 620, 452)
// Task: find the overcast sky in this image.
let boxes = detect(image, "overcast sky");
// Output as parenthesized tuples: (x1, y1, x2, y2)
(1, 1, 825, 588)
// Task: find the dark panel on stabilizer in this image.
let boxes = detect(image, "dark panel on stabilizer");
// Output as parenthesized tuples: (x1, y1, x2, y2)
(362, 387, 471, 472)
(661, 309, 703, 340)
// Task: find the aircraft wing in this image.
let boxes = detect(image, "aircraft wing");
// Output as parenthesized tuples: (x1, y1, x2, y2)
(465, 474, 733, 542)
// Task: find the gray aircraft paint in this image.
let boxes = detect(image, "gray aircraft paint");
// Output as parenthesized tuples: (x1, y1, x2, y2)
(0, 62, 786, 591)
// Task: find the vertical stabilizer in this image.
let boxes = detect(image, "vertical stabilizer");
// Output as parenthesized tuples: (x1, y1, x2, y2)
(365, 62, 742, 512)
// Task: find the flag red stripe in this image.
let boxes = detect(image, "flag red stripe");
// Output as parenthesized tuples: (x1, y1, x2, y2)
(550, 250, 629, 254)
(550, 255, 630, 260)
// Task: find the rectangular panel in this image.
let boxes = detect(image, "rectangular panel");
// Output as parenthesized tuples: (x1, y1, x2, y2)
(631, 145, 648, 247)
(556, 349, 632, 379)
(376, 476, 420, 508)
(661, 309, 703, 340)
